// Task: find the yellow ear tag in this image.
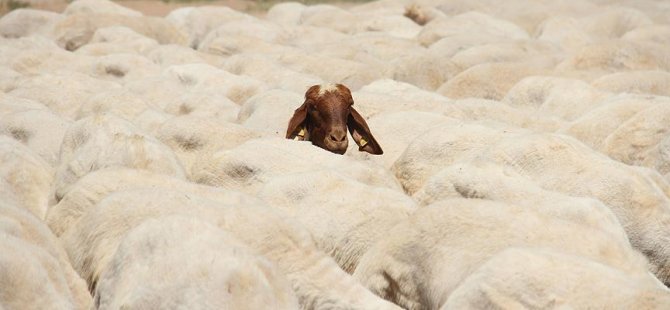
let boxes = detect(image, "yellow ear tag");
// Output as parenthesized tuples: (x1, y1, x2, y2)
(294, 128, 306, 141)
(359, 137, 368, 147)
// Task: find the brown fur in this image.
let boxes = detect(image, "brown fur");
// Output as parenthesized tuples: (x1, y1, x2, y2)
(286, 84, 383, 155)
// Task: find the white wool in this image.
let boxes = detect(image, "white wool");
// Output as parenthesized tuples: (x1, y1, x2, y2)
(156, 116, 263, 176)
(503, 76, 612, 121)
(353, 198, 650, 310)
(53, 13, 187, 51)
(224, 54, 323, 93)
(163, 63, 268, 104)
(63, 0, 142, 17)
(63, 189, 401, 309)
(0, 109, 70, 166)
(0, 9, 64, 39)
(393, 123, 670, 284)
(592, 70, 670, 96)
(266, 2, 308, 26)
(75, 89, 152, 121)
(259, 171, 416, 272)
(8, 72, 122, 120)
(237, 89, 303, 136)
(165, 6, 256, 48)
(0, 137, 54, 219)
(417, 12, 529, 47)
(4, 0, 670, 308)
(192, 137, 400, 194)
(46, 168, 262, 237)
(438, 60, 552, 101)
(95, 216, 299, 309)
(559, 94, 661, 150)
(55, 113, 186, 199)
(0, 203, 92, 309)
(442, 248, 670, 309)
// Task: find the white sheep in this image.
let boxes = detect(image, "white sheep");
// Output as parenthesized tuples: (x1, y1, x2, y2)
(95, 215, 299, 309)
(9, 72, 122, 120)
(0, 109, 70, 166)
(156, 115, 263, 176)
(0, 8, 64, 39)
(63, 0, 143, 17)
(46, 167, 261, 237)
(55, 113, 186, 199)
(192, 137, 400, 194)
(0, 136, 54, 219)
(442, 248, 670, 309)
(393, 123, 670, 284)
(258, 170, 416, 273)
(0, 202, 92, 309)
(353, 198, 651, 310)
(62, 188, 401, 309)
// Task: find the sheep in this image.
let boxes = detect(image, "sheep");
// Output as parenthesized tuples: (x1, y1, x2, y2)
(591, 70, 670, 96)
(237, 89, 304, 136)
(53, 13, 187, 51)
(503, 75, 612, 121)
(558, 94, 660, 151)
(412, 160, 629, 240)
(76, 26, 159, 56)
(392, 123, 670, 284)
(95, 216, 299, 309)
(266, 2, 307, 26)
(442, 248, 670, 309)
(192, 137, 398, 194)
(353, 198, 650, 310)
(0, 8, 64, 39)
(162, 63, 268, 105)
(555, 40, 670, 75)
(602, 98, 670, 172)
(622, 24, 670, 45)
(8, 72, 122, 120)
(0, 109, 70, 166)
(258, 170, 416, 273)
(46, 168, 262, 237)
(62, 188, 401, 309)
(75, 89, 152, 121)
(351, 79, 454, 118)
(165, 6, 256, 48)
(63, 0, 142, 17)
(536, 16, 593, 52)
(223, 54, 323, 94)
(156, 115, 263, 176)
(0, 137, 54, 219)
(390, 52, 462, 91)
(55, 113, 186, 199)
(437, 60, 551, 101)
(345, 111, 451, 168)
(0, 202, 92, 309)
(416, 12, 529, 47)
(286, 84, 383, 155)
(161, 90, 240, 123)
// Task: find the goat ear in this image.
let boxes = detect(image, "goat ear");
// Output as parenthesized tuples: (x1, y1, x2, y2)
(348, 107, 383, 155)
(286, 101, 309, 141)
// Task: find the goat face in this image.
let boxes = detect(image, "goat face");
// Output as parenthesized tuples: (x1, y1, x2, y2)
(286, 84, 383, 155)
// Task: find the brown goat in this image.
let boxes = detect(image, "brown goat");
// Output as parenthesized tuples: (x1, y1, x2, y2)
(286, 84, 383, 155)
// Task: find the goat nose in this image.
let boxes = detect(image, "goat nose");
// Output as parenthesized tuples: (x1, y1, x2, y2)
(329, 132, 346, 142)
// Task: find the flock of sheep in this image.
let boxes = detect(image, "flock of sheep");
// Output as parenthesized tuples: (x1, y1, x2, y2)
(1, 0, 670, 308)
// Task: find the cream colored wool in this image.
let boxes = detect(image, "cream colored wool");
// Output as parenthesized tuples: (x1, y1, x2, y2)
(259, 171, 416, 273)
(0, 137, 54, 220)
(95, 216, 299, 310)
(63, 189, 401, 310)
(354, 198, 650, 310)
